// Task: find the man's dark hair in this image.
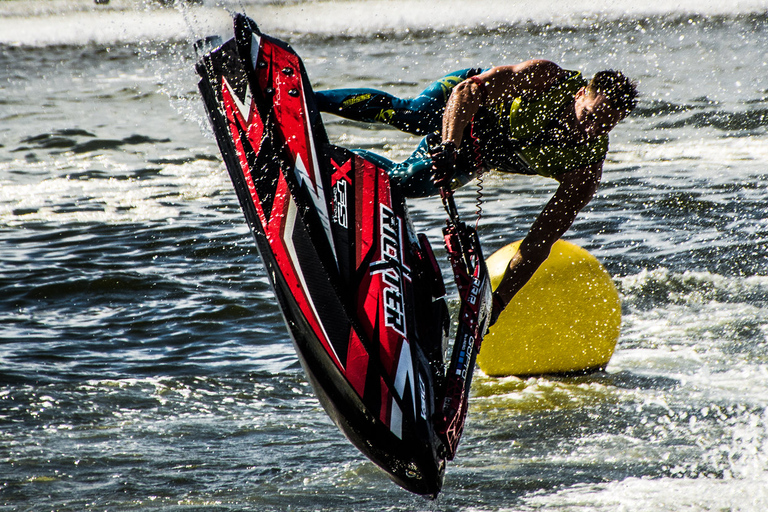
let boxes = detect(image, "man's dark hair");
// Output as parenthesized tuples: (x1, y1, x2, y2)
(588, 70, 638, 116)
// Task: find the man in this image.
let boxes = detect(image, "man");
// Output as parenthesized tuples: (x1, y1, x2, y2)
(316, 61, 637, 324)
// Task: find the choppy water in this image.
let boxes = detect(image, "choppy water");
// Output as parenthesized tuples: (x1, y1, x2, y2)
(2, 1, 768, 510)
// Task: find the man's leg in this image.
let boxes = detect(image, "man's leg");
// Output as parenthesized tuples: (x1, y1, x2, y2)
(350, 140, 438, 198)
(352, 134, 477, 198)
(316, 68, 482, 135)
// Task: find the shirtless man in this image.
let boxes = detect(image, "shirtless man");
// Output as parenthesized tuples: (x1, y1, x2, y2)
(316, 61, 637, 323)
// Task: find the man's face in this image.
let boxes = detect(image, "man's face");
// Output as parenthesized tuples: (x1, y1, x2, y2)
(574, 87, 623, 138)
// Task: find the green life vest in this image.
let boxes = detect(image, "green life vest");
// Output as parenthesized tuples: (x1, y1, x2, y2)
(467, 70, 609, 178)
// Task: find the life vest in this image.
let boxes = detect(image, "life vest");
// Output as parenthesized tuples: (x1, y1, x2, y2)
(463, 70, 609, 178)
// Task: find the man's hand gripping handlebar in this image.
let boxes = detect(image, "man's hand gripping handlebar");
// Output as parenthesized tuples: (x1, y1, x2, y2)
(427, 134, 458, 193)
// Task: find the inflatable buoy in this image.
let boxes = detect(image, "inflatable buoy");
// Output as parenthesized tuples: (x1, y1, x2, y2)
(477, 240, 621, 377)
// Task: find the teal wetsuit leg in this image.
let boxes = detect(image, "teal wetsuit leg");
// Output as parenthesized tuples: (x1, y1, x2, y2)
(353, 137, 475, 199)
(351, 139, 435, 198)
(318, 68, 483, 197)
(316, 68, 482, 135)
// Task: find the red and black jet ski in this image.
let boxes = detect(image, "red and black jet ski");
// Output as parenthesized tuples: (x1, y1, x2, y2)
(195, 14, 491, 497)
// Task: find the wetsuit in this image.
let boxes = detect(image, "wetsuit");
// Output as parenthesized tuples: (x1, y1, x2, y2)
(315, 69, 609, 197)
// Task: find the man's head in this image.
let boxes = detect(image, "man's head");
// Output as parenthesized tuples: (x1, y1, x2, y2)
(574, 70, 637, 138)
(588, 70, 638, 117)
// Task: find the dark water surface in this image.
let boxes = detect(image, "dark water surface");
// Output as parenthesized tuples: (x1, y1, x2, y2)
(2, 1, 768, 510)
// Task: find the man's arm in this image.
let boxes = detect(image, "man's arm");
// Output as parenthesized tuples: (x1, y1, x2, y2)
(492, 161, 603, 314)
(442, 60, 567, 146)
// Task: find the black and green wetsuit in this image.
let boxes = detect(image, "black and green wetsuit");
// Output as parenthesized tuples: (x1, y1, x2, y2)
(316, 69, 609, 197)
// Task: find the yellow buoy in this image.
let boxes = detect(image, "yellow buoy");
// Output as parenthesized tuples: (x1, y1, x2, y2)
(477, 240, 621, 377)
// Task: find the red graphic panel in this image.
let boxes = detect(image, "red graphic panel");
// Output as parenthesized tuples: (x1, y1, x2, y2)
(222, 78, 343, 371)
(345, 329, 369, 398)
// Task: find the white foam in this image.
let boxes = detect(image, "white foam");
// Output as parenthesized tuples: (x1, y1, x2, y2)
(520, 474, 768, 511)
(613, 269, 768, 404)
(0, 2, 231, 47)
(2, 0, 767, 46)
(612, 136, 768, 178)
(249, 0, 768, 37)
(619, 269, 768, 306)
(0, 155, 229, 225)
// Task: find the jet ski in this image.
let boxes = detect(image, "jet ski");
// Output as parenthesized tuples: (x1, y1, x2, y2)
(195, 14, 491, 497)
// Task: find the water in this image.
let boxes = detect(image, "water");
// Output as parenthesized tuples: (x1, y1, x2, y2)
(2, 0, 768, 510)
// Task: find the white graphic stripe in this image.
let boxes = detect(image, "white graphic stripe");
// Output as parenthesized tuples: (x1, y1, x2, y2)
(393, 340, 417, 437)
(283, 195, 339, 366)
(294, 92, 337, 267)
(390, 401, 403, 440)
(222, 76, 251, 123)
(250, 32, 261, 71)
